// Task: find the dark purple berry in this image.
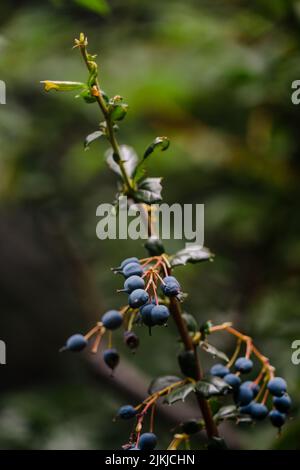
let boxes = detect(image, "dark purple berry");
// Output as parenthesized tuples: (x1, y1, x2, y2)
(234, 357, 253, 374)
(267, 377, 287, 397)
(103, 348, 120, 370)
(210, 364, 230, 378)
(128, 289, 149, 308)
(118, 405, 137, 420)
(138, 432, 157, 450)
(65, 334, 87, 352)
(102, 310, 123, 330)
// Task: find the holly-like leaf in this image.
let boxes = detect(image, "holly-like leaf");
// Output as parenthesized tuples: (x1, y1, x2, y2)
(170, 245, 214, 267)
(195, 376, 231, 398)
(84, 130, 104, 150)
(143, 136, 170, 159)
(214, 405, 238, 421)
(105, 145, 138, 179)
(148, 376, 181, 395)
(182, 313, 199, 335)
(134, 177, 163, 204)
(199, 341, 229, 363)
(164, 383, 195, 405)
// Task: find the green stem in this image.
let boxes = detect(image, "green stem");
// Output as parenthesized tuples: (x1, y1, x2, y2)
(79, 44, 133, 192)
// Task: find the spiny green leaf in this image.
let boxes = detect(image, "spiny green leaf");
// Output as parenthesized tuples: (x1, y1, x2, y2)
(164, 383, 195, 405)
(105, 145, 138, 179)
(200, 341, 229, 362)
(84, 130, 104, 150)
(170, 245, 214, 267)
(134, 177, 163, 204)
(148, 376, 181, 395)
(195, 376, 231, 398)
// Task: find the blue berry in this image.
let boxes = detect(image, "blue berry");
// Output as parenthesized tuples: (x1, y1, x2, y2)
(120, 257, 139, 269)
(138, 432, 157, 450)
(118, 405, 137, 420)
(249, 403, 268, 421)
(239, 403, 253, 414)
(123, 262, 143, 278)
(242, 381, 260, 397)
(102, 310, 123, 330)
(267, 377, 287, 397)
(273, 394, 291, 413)
(124, 275, 145, 293)
(223, 373, 241, 390)
(151, 305, 170, 325)
(269, 409, 286, 428)
(234, 357, 253, 374)
(235, 384, 254, 405)
(161, 276, 181, 297)
(128, 289, 149, 308)
(65, 334, 87, 352)
(103, 348, 120, 370)
(210, 364, 230, 378)
(140, 303, 155, 327)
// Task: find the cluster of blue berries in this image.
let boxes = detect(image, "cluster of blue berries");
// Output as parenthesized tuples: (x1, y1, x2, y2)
(116, 257, 182, 330)
(210, 358, 291, 428)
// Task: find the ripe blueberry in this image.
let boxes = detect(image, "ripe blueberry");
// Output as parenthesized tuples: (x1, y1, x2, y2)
(122, 262, 143, 278)
(102, 310, 123, 330)
(140, 303, 155, 327)
(151, 305, 170, 325)
(223, 373, 241, 390)
(103, 348, 120, 370)
(138, 432, 157, 451)
(273, 394, 291, 413)
(235, 384, 254, 405)
(249, 403, 268, 421)
(118, 405, 137, 420)
(267, 377, 287, 397)
(234, 357, 253, 374)
(242, 381, 260, 397)
(65, 334, 87, 352)
(128, 289, 149, 308)
(210, 364, 230, 378)
(239, 403, 253, 414)
(269, 409, 286, 428)
(124, 275, 145, 293)
(120, 257, 139, 269)
(161, 276, 181, 297)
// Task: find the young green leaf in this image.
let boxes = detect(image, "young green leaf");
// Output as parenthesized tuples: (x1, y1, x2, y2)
(41, 81, 86, 92)
(170, 245, 214, 267)
(144, 136, 170, 159)
(164, 383, 195, 405)
(74, 0, 110, 14)
(84, 130, 104, 150)
(109, 103, 128, 122)
(182, 313, 199, 335)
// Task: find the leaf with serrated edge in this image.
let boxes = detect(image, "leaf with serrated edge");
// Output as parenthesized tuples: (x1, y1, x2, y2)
(105, 145, 138, 178)
(164, 383, 195, 405)
(200, 341, 229, 362)
(170, 245, 214, 267)
(148, 376, 181, 395)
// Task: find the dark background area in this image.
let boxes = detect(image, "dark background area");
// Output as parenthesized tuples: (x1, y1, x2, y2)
(0, 0, 299, 449)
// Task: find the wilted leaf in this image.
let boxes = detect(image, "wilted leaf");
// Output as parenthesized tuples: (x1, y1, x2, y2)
(200, 341, 229, 362)
(84, 130, 104, 149)
(148, 376, 181, 395)
(106, 145, 138, 179)
(134, 177, 163, 204)
(170, 245, 214, 267)
(164, 383, 195, 405)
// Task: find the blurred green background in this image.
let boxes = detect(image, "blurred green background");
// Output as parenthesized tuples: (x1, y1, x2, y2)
(0, 0, 300, 450)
